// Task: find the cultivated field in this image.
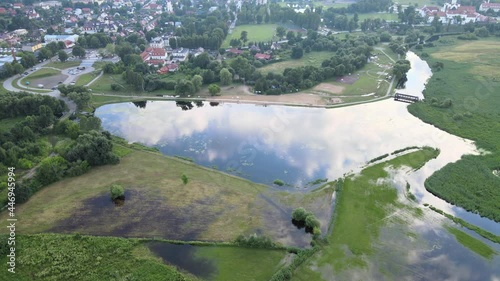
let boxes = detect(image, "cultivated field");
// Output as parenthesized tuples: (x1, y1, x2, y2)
(223, 24, 278, 48)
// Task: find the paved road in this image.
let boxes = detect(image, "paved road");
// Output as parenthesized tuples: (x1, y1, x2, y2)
(2, 57, 103, 118)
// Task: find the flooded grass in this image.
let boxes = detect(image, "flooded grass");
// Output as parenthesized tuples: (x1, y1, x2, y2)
(444, 226, 497, 260)
(292, 149, 442, 280)
(0, 149, 323, 246)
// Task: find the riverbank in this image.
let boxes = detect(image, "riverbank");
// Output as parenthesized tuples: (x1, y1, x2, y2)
(0, 140, 332, 246)
(408, 38, 500, 222)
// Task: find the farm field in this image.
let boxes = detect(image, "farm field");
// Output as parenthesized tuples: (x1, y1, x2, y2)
(408, 38, 500, 222)
(223, 24, 278, 48)
(0, 142, 332, 245)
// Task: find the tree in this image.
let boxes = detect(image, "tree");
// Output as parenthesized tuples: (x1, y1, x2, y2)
(208, 84, 221, 96)
(37, 48, 52, 61)
(35, 156, 69, 186)
(68, 92, 91, 110)
(37, 105, 55, 128)
(175, 80, 195, 97)
(286, 31, 296, 41)
(220, 68, 232, 85)
(392, 60, 411, 79)
(66, 131, 119, 166)
(79, 116, 102, 131)
(21, 53, 37, 68)
(240, 31, 248, 43)
(181, 174, 188, 184)
(191, 74, 203, 92)
(305, 214, 320, 229)
(12, 63, 24, 75)
(291, 46, 304, 59)
(58, 50, 68, 62)
(276, 26, 286, 38)
(110, 184, 125, 200)
(292, 207, 308, 222)
(72, 46, 86, 58)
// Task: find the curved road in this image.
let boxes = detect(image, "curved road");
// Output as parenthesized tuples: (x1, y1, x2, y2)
(2, 58, 98, 118)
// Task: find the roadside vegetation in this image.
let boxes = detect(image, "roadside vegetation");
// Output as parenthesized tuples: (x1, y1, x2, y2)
(408, 38, 500, 222)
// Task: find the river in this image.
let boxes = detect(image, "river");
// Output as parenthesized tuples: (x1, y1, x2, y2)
(95, 51, 499, 279)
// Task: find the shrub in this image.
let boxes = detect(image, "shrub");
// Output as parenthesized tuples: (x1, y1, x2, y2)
(234, 234, 279, 249)
(273, 179, 285, 186)
(181, 174, 188, 184)
(110, 184, 124, 200)
(305, 214, 320, 229)
(110, 84, 121, 91)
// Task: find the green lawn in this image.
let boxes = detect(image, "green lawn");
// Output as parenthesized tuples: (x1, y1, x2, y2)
(259, 52, 334, 73)
(0, 81, 8, 94)
(21, 68, 60, 82)
(223, 24, 279, 48)
(195, 247, 286, 281)
(44, 60, 81, 70)
(76, 70, 101, 86)
(0, 234, 195, 281)
(408, 38, 500, 222)
(88, 73, 136, 94)
(293, 148, 440, 280)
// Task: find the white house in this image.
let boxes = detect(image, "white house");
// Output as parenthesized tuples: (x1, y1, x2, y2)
(150, 37, 164, 48)
(479, 1, 500, 12)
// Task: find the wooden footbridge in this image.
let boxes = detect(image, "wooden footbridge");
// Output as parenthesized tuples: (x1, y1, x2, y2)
(394, 93, 419, 103)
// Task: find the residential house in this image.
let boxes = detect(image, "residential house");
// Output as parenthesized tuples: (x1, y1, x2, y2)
(171, 48, 189, 62)
(479, 1, 500, 12)
(150, 37, 164, 48)
(254, 53, 271, 60)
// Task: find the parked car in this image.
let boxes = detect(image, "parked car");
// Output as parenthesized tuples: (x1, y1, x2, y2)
(58, 81, 63, 84)
(24, 72, 29, 75)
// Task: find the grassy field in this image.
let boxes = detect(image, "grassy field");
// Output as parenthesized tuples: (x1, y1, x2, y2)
(0, 234, 195, 281)
(0, 80, 8, 94)
(195, 247, 286, 280)
(21, 68, 60, 82)
(223, 24, 278, 48)
(408, 38, 500, 222)
(44, 60, 81, 70)
(0, 143, 330, 244)
(88, 73, 137, 94)
(259, 52, 334, 73)
(76, 70, 101, 86)
(444, 226, 497, 260)
(292, 148, 440, 280)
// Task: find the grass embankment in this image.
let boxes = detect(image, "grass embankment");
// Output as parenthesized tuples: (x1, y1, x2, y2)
(408, 38, 500, 222)
(222, 24, 278, 48)
(44, 61, 81, 70)
(0, 234, 196, 281)
(0, 140, 328, 244)
(444, 226, 497, 260)
(293, 148, 439, 279)
(22, 68, 61, 81)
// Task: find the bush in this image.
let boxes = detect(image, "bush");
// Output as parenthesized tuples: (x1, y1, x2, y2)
(110, 184, 124, 200)
(305, 214, 320, 229)
(273, 179, 285, 186)
(234, 234, 279, 249)
(181, 174, 188, 184)
(110, 84, 121, 91)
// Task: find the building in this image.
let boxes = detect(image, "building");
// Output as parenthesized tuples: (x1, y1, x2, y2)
(254, 53, 271, 60)
(479, 1, 500, 12)
(44, 34, 79, 44)
(0, 53, 23, 71)
(419, 0, 493, 24)
(150, 37, 164, 48)
(140, 47, 167, 65)
(22, 43, 43, 52)
(171, 48, 189, 62)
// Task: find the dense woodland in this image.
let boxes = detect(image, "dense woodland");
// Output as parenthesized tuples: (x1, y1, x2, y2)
(0, 92, 117, 206)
